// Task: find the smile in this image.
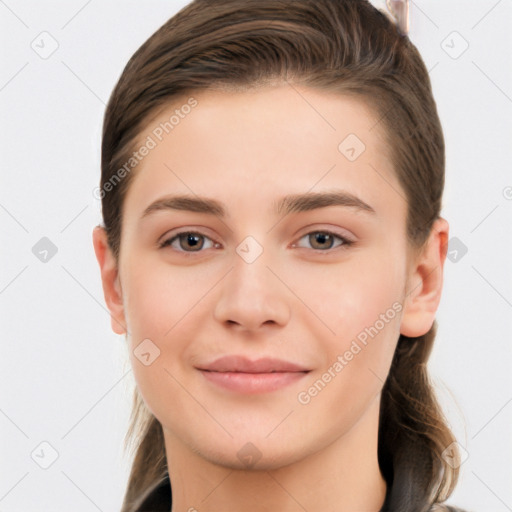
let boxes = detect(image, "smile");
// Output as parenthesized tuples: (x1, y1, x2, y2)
(196, 355, 311, 394)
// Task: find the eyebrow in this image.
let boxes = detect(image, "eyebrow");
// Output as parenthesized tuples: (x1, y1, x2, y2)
(141, 190, 376, 220)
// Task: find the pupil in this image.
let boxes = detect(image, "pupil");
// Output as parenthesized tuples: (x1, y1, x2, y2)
(182, 233, 203, 251)
(312, 232, 332, 249)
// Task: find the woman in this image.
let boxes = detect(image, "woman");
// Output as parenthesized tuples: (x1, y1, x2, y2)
(93, 1, 470, 510)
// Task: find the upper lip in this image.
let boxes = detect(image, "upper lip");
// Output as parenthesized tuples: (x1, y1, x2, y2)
(197, 356, 310, 373)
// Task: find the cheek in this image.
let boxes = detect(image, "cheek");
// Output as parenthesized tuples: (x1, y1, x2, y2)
(304, 289, 401, 450)
(291, 250, 405, 338)
(122, 257, 213, 338)
(291, 250, 405, 405)
(121, 260, 214, 395)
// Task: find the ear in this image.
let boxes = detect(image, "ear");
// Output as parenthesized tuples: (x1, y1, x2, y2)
(92, 226, 127, 335)
(400, 217, 449, 337)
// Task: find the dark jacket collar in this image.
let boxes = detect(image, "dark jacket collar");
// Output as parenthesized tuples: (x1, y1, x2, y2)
(132, 475, 171, 512)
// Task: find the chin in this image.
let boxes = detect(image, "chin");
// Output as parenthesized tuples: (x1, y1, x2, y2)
(189, 435, 312, 472)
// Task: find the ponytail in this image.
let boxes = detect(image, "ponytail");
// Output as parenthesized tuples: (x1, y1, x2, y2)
(378, 321, 461, 511)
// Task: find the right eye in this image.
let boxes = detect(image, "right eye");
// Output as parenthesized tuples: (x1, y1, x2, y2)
(159, 231, 219, 253)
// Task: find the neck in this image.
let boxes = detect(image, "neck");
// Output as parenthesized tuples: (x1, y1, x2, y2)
(165, 394, 387, 512)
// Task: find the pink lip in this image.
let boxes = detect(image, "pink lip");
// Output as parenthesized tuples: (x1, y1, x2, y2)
(197, 356, 310, 394)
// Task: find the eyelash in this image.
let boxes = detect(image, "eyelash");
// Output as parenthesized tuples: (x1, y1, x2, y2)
(159, 229, 354, 255)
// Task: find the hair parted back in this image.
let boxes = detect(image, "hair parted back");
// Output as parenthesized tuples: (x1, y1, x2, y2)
(99, 1, 466, 511)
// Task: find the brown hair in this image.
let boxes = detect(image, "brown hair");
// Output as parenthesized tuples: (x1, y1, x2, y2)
(99, 1, 465, 510)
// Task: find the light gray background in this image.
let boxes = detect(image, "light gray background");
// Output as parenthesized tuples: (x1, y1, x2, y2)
(1, 1, 511, 510)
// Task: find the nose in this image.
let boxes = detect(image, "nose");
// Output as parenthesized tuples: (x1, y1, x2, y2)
(213, 246, 291, 333)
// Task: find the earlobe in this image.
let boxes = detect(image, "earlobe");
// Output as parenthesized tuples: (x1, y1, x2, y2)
(92, 226, 127, 335)
(400, 217, 449, 338)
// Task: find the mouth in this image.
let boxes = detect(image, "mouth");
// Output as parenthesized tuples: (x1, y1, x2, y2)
(196, 355, 311, 394)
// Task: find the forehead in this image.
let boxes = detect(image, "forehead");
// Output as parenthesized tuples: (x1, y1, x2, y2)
(123, 84, 404, 221)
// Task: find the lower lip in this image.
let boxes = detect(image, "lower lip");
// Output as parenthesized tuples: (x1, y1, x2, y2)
(199, 370, 309, 393)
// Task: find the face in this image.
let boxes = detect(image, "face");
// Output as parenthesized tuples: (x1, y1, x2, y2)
(113, 85, 414, 469)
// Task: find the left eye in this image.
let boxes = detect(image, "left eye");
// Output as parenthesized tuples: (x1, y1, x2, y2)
(294, 231, 353, 251)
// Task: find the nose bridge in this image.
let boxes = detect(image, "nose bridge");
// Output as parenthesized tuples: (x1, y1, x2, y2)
(233, 236, 273, 293)
(213, 234, 290, 330)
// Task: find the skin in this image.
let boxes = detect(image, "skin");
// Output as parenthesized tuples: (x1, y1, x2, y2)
(93, 84, 448, 512)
